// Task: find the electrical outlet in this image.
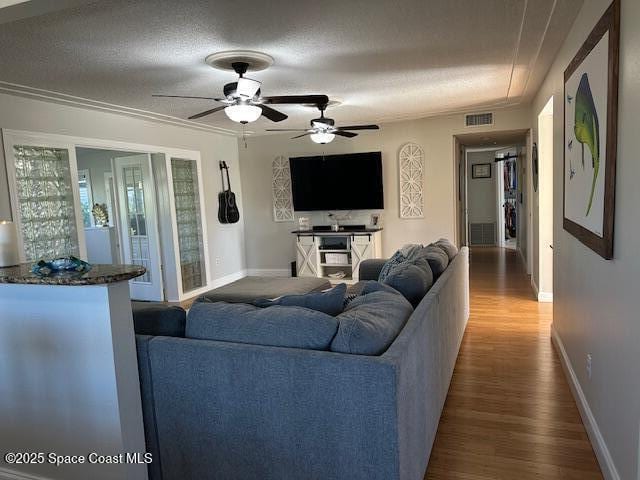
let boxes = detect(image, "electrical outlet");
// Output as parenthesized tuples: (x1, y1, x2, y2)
(586, 353, 592, 380)
(215, 257, 221, 266)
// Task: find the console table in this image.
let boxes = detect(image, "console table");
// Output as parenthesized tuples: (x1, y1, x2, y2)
(0, 264, 148, 480)
(292, 227, 383, 283)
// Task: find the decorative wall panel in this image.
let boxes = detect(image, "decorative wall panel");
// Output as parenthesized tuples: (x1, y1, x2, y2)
(272, 156, 294, 222)
(398, 143, 425, 219)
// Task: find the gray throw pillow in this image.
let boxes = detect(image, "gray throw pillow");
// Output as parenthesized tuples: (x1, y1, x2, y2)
(416, 245, 449, 279)
(186, 302, 339, 350)
(331, 290, 414, 355)
(381, 259, 433, 307)
(252, 283, 346, 316)
(434, 238, 458, 261)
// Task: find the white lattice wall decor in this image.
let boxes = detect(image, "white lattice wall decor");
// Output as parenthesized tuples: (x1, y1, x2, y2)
(398, 143, 425, 218)
(272, 156, 294, 222)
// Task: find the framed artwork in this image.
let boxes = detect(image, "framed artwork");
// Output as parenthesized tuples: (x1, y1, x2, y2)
(563, 0, 619, 259)
(471, 163, 491, 179)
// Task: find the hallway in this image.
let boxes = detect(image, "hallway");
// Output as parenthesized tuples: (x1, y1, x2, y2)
(425, 247, 602, 479)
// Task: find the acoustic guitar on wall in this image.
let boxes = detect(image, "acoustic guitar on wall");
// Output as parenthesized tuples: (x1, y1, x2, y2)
(218, 161, 240, 224)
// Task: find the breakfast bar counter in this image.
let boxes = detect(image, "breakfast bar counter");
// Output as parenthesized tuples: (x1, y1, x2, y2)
(0, 264, 149, 480)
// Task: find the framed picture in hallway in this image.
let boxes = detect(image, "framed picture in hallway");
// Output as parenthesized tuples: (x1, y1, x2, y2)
(471, 163, 491, 179)
(563, 0, 619, 259)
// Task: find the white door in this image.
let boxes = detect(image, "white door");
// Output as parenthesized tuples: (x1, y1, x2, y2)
(296, 236, 318, 277)
(114, 154, 163, 301)
(351, 235, 375, 282)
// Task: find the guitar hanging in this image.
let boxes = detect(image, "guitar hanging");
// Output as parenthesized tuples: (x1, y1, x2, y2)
(218, 161, 240, 224)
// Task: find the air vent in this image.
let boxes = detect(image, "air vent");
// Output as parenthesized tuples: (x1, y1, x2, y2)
(469, 223, 496, 246)
(465, 112, 493, 127)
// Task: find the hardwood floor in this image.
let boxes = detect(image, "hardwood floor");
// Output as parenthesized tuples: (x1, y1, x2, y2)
(425, 247, 602, 480)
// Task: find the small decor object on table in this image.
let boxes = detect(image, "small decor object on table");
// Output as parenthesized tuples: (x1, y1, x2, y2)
(472, 163, 492, 179)
(0, 221, 19, 267)
(563, 0, 619, 259)
(298, 217, 311, 231)
(32, 256, 92, 276)
(92, 203, 109, 227)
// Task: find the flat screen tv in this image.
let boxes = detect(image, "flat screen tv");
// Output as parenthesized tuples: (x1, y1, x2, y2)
(289, 152, 384, 211)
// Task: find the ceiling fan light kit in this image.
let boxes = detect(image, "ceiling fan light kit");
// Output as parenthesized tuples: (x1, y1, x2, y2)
(310, 132, 336, 144)
(224, 104, 263, 124)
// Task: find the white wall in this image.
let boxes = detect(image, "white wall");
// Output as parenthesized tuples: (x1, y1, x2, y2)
(531, 0, 639, 478)
(239, 107, 531, 271)
(466, 151, 498, 227)
(0, 93, 246, 283)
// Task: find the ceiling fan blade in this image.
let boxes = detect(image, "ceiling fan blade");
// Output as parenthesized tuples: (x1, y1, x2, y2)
(334, 131, 358, 138)
(188, 105, 226, 120)
(260, 105, 288, 122)
(291, 133, 312, 139)
(336, 125, 380, 131)
(262, 95, 329, 105)
(237, 77, 262, 99)
(153, 94, 222, 101)
(265, 129, 308, 132)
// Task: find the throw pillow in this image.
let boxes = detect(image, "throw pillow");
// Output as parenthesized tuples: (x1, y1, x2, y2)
(331, 290, 414, 355)
(378, 246, 418, 282)
(381, 259, 433, 306)
(415, 245, 449, 279)
(186, 302, 339, 350)
(434, 238, 458, 261)
(251, 283, 347, 316)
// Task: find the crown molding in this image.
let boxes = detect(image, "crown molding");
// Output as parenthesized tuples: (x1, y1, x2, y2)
(0, 81, 238, 136)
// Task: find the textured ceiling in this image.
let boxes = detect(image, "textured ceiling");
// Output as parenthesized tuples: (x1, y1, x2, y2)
(0, 0, 582, 134)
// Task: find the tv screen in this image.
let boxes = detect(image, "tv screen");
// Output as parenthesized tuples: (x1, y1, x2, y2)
(289, 152, 384, 211)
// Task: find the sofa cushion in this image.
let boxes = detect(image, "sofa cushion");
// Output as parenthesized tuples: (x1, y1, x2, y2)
(381, 259, 433, 307)
(186, 302, 339, 350)
(377, 249, 408, 282)
(252, 283, 346, 316)
(434, 238, 458, 261)
(330, 290, 413, 355)
(131, 301, 186, 337)
(415, 245, 449, 279)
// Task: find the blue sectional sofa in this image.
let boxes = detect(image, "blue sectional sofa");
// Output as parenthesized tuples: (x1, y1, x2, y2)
(135, 246, 469, 480)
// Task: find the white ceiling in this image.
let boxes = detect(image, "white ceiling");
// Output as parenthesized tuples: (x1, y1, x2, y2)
(0, 0, 582, 134)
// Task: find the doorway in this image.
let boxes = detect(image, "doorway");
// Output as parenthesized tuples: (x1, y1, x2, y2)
(534, 97, 554, 302)
(75, 147, 164, 301)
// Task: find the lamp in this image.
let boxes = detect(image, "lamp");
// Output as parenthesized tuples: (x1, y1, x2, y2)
(310, 132, 336, 144)
(224, 104, 262, 124)
(0, 221, 19, 267)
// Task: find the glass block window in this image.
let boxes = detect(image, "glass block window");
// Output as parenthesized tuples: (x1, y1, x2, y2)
(171, 158, 206, 293)
(12, 145, 80, 262)
(122, 165, 151, 283)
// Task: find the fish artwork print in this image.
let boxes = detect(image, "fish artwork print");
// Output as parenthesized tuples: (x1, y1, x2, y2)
(573, 73, 600, 216)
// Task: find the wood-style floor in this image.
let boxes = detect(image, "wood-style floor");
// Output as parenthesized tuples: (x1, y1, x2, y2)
(425, 247, 602, 480)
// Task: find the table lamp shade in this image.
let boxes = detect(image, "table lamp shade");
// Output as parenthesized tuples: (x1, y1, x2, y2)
(0, 221, 19, 267)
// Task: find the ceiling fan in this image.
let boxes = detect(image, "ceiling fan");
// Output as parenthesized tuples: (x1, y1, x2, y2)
(153, 61, 328, 124)
(266, 103, 379, 144)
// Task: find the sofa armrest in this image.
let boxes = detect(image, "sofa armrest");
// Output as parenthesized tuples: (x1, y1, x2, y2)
(146, 338, 400, 480)
(359, 258, 388, 281)
(131, 302, 186, 337)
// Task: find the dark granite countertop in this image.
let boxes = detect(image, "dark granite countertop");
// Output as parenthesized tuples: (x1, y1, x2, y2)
(0, 263, 146, 286)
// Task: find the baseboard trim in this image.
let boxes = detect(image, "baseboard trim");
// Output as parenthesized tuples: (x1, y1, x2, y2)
(246, 268, 290, 277)
(0, 467, 52, 480)
(209, 269, 247, 289)
(538, 291, 553, 302)
(550, 326, 620, 480)
(530, 276, 553, 303)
